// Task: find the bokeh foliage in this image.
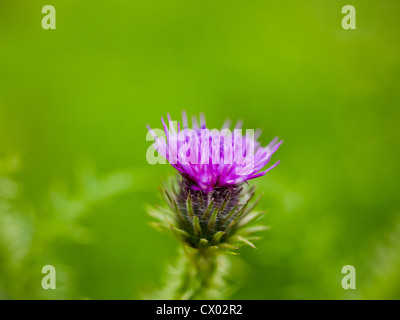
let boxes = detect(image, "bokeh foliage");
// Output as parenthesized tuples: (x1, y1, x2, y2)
(0, 0, 400, 299)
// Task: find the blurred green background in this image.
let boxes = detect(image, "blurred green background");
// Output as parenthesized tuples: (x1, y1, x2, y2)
(1, 0, 400, 299)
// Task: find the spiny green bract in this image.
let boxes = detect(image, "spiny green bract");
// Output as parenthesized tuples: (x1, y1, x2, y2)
(147, 176, 269, 254)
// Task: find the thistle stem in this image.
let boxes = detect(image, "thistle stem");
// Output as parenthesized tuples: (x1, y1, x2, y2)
(162, 247, 231, 300)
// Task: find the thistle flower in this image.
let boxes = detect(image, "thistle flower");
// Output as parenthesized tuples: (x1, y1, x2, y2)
(147, 113, 282, 253)
(147, 112, 282, 299)
(147, 112, 282, 193)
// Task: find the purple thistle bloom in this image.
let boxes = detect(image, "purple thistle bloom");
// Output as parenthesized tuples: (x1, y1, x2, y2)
(147, 112, 282, 193)
(147, 113, 283, 298)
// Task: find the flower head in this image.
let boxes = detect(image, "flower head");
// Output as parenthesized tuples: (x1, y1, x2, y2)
(147, 112, 282, 192)
(147, 112, 282, 252)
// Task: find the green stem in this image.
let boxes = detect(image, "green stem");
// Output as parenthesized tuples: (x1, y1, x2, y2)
(160, 247, 231, 300)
